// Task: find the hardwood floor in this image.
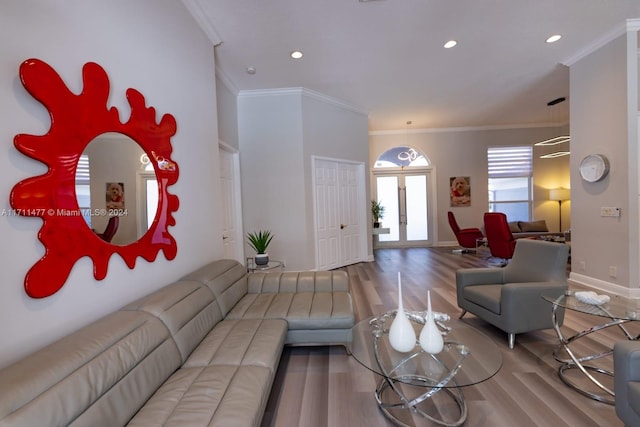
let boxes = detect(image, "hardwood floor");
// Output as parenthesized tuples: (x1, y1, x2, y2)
(262, 247, 626, 426)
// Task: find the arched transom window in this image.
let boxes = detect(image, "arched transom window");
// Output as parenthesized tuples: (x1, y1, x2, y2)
(374, 146, 429, 168)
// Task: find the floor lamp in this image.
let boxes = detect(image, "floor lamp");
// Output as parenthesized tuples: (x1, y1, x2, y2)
(549, 188, 570, 232)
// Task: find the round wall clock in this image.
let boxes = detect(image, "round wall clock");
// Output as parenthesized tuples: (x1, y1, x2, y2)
(579, 154, 609, 183)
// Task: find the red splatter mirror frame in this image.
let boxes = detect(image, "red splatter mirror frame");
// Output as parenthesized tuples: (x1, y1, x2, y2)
(11, 59, 179, 298)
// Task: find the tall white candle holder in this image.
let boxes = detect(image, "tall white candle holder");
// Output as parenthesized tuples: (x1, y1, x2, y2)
(419, 290, 444, 354)
(388, 272, 416, 353)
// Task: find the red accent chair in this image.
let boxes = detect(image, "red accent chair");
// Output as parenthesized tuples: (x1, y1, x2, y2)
(448, 211, 484, 252)
(98, 216, 119, 242)
(483, 212, 517, 261)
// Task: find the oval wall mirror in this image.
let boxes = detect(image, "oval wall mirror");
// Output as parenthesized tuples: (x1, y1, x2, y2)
(79, 132, 160, 246)
(11, 59, 180, 298)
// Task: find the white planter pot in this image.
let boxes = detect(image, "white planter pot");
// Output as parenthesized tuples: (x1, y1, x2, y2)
(254, 253, 269, 266)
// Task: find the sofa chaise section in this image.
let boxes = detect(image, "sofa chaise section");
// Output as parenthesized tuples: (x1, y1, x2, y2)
(182, 262, 354, 347)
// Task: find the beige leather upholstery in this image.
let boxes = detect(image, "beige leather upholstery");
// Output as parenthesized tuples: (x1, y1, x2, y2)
(228, 271, 354, 345)
(0, 311, 182, 427)
(0, 259, 353, 427)
(181, 259, 249, 317)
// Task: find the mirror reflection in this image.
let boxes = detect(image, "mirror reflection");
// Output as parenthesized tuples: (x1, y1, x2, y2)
(76, 132, 159, 245)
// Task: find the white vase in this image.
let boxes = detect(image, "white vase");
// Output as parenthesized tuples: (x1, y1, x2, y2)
(388, 273, 416, 353)
(419, 290, 444, 354)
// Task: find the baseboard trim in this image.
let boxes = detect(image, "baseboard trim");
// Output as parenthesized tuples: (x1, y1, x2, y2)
(569, 272, 640, 298)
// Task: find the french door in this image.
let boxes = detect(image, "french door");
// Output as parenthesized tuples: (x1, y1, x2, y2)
(374, 169, 434, 247)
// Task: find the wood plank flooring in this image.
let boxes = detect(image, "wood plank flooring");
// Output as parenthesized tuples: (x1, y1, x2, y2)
(261, 247, 626, 427)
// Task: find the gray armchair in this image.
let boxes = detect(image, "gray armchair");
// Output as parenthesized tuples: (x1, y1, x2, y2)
(614, 341, 640, 426)
(456, 238, 569, 348)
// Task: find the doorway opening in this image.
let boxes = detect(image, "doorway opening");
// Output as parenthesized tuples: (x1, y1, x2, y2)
(373, 146, 435, 247)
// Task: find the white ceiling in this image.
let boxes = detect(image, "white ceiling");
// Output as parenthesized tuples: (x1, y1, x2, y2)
(188, 0, 640, 131)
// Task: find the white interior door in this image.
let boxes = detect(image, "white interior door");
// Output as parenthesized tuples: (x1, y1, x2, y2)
(314, 157, 366, 270)
(338, 162, 362, 266)
(219, 145, 243, 262)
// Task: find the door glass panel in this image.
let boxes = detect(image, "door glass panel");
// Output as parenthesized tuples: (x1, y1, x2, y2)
(405, 175, 428, 241)
(145, 179, 158, 230)
(376, 176, 399, 242)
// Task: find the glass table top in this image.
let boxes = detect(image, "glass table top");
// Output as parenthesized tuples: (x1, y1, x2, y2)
(348, 311, 502, 388)
(543, 291, 640, 321)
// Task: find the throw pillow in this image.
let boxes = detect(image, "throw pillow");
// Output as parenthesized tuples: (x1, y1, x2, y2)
(508, 221, 521, 233)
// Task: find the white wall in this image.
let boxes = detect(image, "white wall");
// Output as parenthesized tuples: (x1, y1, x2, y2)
(216, 75, 239, 149)
(569, 35, 631, 292)
(369, 125, 570, 244)
(238, 89, 369, 270)
(569, 28, 640, 295)
(0, 0, 222, 368)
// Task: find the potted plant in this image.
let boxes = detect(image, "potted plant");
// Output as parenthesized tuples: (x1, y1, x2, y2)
(247, 230, 274, 265)
(371, 200, 385, 228)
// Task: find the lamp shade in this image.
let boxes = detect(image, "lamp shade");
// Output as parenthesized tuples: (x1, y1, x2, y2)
(549, 188, 570, 201)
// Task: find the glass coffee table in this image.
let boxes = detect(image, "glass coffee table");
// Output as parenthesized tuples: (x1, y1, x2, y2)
(349, 310, 502, 426)
(543, 291, 640, 404)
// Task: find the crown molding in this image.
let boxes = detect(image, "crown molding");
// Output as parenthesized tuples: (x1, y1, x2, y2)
(369, 122, 567, 136)
(627, 18, 640, 31)
(181, 0, 223, 46)
(562, 19, 640, 66)
(238, 87, 369, 116)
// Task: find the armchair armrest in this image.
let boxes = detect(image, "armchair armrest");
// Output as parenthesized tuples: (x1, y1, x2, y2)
(614, 341, 640, 425)
(499, 281, 566, 332)
(615, 341, 640, 382)
(456, 268, 505, 288)
(501, 281, 567, 301)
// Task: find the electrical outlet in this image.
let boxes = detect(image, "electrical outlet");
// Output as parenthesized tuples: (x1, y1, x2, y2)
(601, 207, 621, 217)
(609, 266, 617, 278)
(579, 260, 586, 270)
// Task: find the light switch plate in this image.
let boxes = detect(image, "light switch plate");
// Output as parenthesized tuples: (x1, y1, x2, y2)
(601, 207, 621, 217)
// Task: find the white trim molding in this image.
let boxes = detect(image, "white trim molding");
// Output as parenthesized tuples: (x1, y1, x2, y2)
(181, 0, 223, 46)
(369, 121, 567, 136)
(562, 18, 640, 66)
(238, 87, 369, 116)
(569, 272, 640, 298)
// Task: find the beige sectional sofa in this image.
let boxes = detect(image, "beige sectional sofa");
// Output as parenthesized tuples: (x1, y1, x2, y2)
(0, 259, 354, 427)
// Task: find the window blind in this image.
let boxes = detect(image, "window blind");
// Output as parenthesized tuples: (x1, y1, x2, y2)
(487, 146, 532, 178)
(75, 154, 91, 185)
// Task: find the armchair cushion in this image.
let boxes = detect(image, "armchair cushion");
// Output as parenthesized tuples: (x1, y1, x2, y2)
(463, 285, 503, 314)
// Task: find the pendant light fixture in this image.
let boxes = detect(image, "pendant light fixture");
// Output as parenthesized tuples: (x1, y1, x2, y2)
(535, 97, 570, 158)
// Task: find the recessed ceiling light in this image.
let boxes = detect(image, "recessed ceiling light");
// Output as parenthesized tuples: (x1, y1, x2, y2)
(546, 35, 562, 44)
(246, 66, 256, 75)
(290, 51, 303, 59)
(443, 40, 457, 49)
